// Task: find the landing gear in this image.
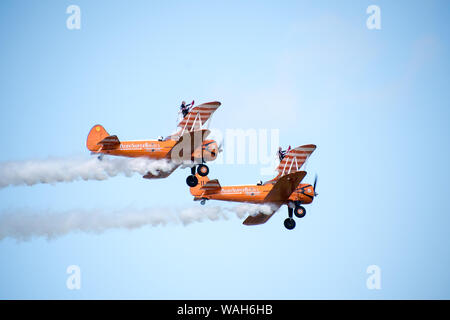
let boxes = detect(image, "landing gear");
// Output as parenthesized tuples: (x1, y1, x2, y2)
(186, 166, 199, 187)
(284, 218, 296, 230)
(200, 199, 206, 205)
(185, 163, 209, 186)
(294, 205, 306, 218)
(97, 154, 104, 161)
(283, 204, 306, 230)
(284, 207, 296, 230)
(197, 164, 209, 177)
(186, 175, 198, 187)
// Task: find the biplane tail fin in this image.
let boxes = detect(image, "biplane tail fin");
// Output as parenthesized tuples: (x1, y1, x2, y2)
(189, 174, 213, 198)
(87, 124, 109, 151)
(86, 124, 120, 151)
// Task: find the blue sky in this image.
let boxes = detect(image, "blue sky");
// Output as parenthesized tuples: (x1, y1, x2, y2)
(0, 0, 449, 299)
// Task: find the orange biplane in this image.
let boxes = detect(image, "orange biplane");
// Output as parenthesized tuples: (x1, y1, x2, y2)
(86, 101, 222, 186)
(189, 145, 317, 230)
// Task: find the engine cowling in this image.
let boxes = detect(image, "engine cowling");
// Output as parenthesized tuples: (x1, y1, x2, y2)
(192, 140, 219, 162)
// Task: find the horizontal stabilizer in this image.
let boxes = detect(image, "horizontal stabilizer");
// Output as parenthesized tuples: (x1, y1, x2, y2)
(200, 179, 221, 194)
(98, 135, 120, 150)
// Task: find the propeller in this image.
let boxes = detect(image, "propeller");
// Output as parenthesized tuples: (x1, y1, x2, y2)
(217, 138, 224, 153)
(313, 174, 318, 196)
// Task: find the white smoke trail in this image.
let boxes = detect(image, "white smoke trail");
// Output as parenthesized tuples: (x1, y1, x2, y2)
(0, 157, 177, 188)
(0, 204, 278, 241)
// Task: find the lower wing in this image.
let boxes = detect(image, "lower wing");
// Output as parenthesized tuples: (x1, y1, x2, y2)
(242, 204, 281, 226)
(142, 164, 180, 179)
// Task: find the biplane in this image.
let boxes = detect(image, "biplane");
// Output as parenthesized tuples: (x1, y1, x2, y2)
(189, 144, 317, 230)
(86, 101, 222, 186)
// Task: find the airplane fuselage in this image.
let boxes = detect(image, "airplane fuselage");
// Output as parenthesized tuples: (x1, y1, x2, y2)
(95, 139, 176, 159)
(196, 182, 314, 205)
(92, 139, 218, 161)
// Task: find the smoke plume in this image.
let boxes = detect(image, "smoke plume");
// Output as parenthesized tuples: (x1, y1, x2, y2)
(0, 157, 176, 188)
(0, 204, 278, 241)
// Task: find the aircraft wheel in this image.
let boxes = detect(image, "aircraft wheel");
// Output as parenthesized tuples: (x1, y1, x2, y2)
(294, 206, 306, 218)
(186, 175, 198, 187)
(200, 199, 206, 205)
(284, 218, 296, 230)
(197, 164, 209, 177)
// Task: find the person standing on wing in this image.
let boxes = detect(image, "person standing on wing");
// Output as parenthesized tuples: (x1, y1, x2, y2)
(278, 145, 291, 161)
(180, 100, 194, 118)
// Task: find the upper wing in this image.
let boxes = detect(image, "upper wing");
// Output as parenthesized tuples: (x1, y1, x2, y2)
(98, 135, 120, 150)
(264, 171, 307, 202)
(242, 204, 281, 226)
(276, 144, 316, 177)
(177, 101, 221, 132)
(200, 179, 221, 194)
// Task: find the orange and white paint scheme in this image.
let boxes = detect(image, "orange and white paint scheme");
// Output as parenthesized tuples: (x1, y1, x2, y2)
(189, 144, 317, 230)
(86, 101, 221, 185)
